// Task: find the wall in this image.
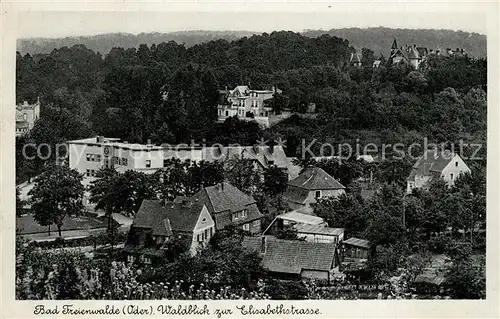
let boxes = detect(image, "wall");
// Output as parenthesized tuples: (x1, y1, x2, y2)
(302, 189, 345, 207)
(441, 155, 471, 186)
(191, 206, 215, 255)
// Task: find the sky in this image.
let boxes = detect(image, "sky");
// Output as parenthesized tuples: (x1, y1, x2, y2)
(15, 7, 488, 39)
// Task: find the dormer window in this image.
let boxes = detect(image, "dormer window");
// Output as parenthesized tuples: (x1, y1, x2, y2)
(315, 190, 321, 198)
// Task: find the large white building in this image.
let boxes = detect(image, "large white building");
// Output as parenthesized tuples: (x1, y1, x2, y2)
(67, 136, 292, 179)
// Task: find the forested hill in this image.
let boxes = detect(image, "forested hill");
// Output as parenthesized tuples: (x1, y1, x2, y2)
(16, 31, 258, 55)
(18, 28, 486, 57)
(302, 27, 487, 58)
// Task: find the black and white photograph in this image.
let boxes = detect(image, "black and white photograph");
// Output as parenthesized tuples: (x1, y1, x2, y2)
(2, 2, 498, 317)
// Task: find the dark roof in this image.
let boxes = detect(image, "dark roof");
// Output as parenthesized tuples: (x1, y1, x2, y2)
(416, 47, 428, 57)
(191, 182, 256, 214)
(391, 38, 398, 50)
(407, 150, 456, 181)
(408, 47, 420, 59)
(282, 185, 310, 204)
(287, 167, 345, 190)
(133, 200, 204, 233)
(343, 237, 371, 249)
(242, 237, 336, 274)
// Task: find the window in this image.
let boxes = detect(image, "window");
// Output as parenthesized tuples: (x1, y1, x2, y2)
(86, 169, 90, 177)
(210, 227, 213, 237)
(450, 173, 454, 180)
(315, 190, 321, 198)
(253, 220, 260, 228)
(91, 154, 95, 161)
(163, 159, 169, 167)
(455, 161, 458, 167)
(23, 113, 28, 121)
(127, 255, 135, 263)
(96, 154, 101, 162)
(242, 223, 250, 231)
(86, 154, 91, 161)
(146, 160, 151, 168)
(241, 209, 247, 218)
(122, 158, 128, 166)
(143, 256, 151, 265)
(204, 229, 209, 240)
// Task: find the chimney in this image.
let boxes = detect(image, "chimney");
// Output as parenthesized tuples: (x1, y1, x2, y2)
(260, 236, 267, 254)
(181, 199, 192, 208)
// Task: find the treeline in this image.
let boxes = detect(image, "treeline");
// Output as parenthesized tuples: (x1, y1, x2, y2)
(303, 27, 487, 58)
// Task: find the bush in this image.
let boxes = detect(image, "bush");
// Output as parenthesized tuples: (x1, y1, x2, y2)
(263, 279, 309, 299)
(426, 234, 448, 254)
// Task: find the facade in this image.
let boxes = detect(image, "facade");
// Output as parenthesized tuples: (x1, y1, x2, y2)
(124, 199, 215, 263)
(263, 211, 345, 245)
(242, 236, 338, 281)
(283, 167, 346, 210)
(406, 150, 471, 194)
(16, 99, 40, 136)
(339, 237, 374, 272)
(177, 182, 264, 234)
(68, 136, 292, 180)
(217, 85, 282, 127)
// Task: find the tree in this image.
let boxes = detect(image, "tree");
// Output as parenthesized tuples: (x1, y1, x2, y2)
(224, 158, 262, 195)
(275, 225, 304, 241)
(313, 194, 366, 236)
(263, 165, 288, 196)
(29, 165, 84, 237)
(16, 187, 25, 217)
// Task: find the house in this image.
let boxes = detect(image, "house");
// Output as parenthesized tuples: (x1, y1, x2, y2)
(177, 182, 264, 234)
(203, 145, 292, 180)
(242, 236, 339, 281)
(350, 53, 362, 67)
(16, 98, 40, 136)
(339, 237, 375, 272)
(263, 211, 344, 245)
(406, 150, 471, 194)
(372, 60, 382, 68)
(217, 85, 282, 127)
(283, 167, 345, 210)
(124, 199, 215, 264)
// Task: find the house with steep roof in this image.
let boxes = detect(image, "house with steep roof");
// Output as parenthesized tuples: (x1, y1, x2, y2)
(124, 199, 215, 264)
(242, 236, 339, 281)
(406, 150, 471, 194)
(283, 167, 345, 210)
(176, 182, 264, 234)
(263, 211, 345, 245)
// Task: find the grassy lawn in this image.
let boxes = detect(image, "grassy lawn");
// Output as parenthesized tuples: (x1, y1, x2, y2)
(17, 214, 108, 235)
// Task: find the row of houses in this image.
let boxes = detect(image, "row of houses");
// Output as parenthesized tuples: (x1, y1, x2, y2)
(351, 38, 468, 69)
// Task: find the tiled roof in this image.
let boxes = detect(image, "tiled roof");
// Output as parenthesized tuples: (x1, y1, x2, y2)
(242, 237, 336, 274)
(282, 185, 310, 204)
(295, 223, 344, 236)
(287, 167, 345, 190)
(407, 150, 456, 181)
(133, 199, 204, 233)
(203, 145, 289, 169)
(416, 47, 428, 57)
(343, 237, 371, 248)
(193, 182, 256, 214)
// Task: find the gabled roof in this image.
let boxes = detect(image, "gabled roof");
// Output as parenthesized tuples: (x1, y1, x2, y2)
(242, 237, 336, 274)
(343, 237, 371, 248)
(287, 167, 345, 190)
(133, 200, 205, 233)
(203, 145, 289, 169)
(408, 46, 420, 59)
(416, 47, 428, 57)
(350, 53, 361, 63)
(191, 182, 256, 214)
(277, 211, 325, 225)
(407, 150, 457, 181)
